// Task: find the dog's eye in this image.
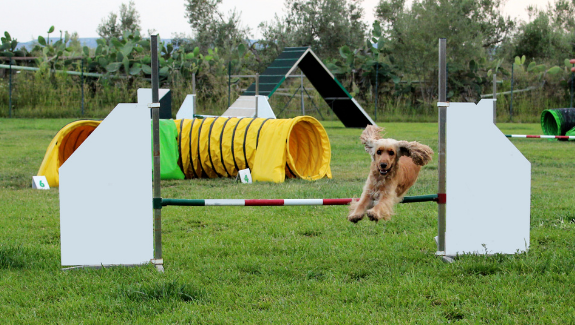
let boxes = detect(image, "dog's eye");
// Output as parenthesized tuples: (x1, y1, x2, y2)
(389, 150, 395, 156)
(376, 150, 382, 155)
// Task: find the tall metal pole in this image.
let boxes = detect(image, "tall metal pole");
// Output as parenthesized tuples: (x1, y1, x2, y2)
(9, 61, 12, 118)
(228, 62, 231, 108)
(492, 73, 496, 124)
(255, 73, 259, 118)
(510, 63, 514, 120)
(81, 59, 85, 116)
(375, 62, 379, 121)
(571, 64, 574, 108)
(437, 38, 447, 257)
(192, 72, 196, 115)
(150, 35, 163, 272)
(300, 72, 305, 115)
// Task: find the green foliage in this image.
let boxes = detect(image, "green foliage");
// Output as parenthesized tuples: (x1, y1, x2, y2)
(259, 0, 366, 59)
(513, 12, 568, 61)
(184, 0, 249, 53)
(4, 0, 575, 119)
(32, 28, 81, 66)
(0, 31, 29, 60)
(97, 0, 141, 41)
(326, 21, 399, 100)
(88, 30, 149, 76)
(512, 2, 575, 62)
(376, 0, 514, 72)
(1, 26, 260, 118)
(512, 55, 564, 83)
(362, 0, 514, 107)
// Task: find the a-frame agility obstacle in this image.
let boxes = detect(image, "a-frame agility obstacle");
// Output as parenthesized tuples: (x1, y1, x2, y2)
(230, 46, 375, 128)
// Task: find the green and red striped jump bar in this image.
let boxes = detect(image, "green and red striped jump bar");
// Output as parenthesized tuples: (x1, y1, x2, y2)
(156, 194, 439, 208)
(505, 134, 575, 140)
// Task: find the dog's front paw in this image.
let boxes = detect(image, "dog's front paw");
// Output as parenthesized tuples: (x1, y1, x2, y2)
(366, 209, 381, 222)
(367, 209, 392, 222)
(347, 213, 364, 223)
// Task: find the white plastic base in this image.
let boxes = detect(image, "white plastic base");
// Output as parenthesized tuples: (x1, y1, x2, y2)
(223, 95, 276, 118)
(176, 94, 195, 119)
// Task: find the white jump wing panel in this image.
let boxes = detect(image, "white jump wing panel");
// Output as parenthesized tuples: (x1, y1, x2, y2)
(445, 99, 530, 255)
(60, 104, 153, 266)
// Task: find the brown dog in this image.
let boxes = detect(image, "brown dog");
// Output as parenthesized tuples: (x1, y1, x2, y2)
(348, 125, 433, 223)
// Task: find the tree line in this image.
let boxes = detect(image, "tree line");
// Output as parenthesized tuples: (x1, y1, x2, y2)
(1, 0, 575, 120)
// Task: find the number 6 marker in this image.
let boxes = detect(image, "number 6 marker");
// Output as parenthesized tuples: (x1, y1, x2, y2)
(32, 176, 50, 190)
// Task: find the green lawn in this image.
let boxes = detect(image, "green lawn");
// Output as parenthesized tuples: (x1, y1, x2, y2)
(1, 118, 574, 323)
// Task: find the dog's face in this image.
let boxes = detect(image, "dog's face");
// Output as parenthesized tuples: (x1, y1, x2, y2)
(359, 125, 433, 174)
(370, 139, 400, 176)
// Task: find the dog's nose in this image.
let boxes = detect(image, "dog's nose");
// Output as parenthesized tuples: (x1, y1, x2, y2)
(380, 163, 388, 169)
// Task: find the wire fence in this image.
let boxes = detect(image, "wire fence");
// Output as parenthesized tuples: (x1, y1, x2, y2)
(2, 58, 573, 121)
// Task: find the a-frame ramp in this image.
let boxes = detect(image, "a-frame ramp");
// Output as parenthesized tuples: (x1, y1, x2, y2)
(242, 47, 375, 128)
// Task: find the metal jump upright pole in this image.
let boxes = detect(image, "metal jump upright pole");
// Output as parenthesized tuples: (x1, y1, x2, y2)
(228, 62, 231, 108)
(192, 72, 197, 113)
(492, 73, 496, 124)
(571, 63, 574, 108)
(255, 73, 259, 117)
(510, 63, 514, 120)
(150, 35, 164, 272)
(437, 38, 447, 257)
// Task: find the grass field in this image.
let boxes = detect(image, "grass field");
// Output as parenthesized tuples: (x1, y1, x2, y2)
(1, 118, 575, 323)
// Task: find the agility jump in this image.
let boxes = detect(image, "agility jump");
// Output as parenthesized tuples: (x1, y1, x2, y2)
(58, 37, 531, 270)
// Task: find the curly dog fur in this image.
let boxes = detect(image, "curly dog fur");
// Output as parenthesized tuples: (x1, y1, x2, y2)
(348, 125, 434, 223)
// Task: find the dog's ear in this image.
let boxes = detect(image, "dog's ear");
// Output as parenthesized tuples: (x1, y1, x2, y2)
(398, 141, 434, 166)
(360, 125, 384, 156)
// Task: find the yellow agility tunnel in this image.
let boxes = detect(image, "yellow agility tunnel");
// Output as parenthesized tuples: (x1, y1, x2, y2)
(37, 120, 101, 187)
(37, 116, 332, 186)
(176, 116, 332, 183)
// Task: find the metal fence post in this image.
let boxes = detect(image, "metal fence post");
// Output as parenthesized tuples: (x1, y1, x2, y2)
(228, 62, 231, 108)
(510, 63, 514, 120)
(192, 72, 196, 114)
(9, 61, 12, 118)
(81, 59, 85, 116)
(255, 73, 259, 117)
(300, 72, 305, 115)
(493, 73, 496, 124)
(437, 38, 447, 256)
(571, 64, 574, 108)
(150, 35, 163, 272)
(375, 62, 379, 121)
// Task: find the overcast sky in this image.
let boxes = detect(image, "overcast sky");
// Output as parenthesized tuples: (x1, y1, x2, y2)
(4, 0, 552, 42)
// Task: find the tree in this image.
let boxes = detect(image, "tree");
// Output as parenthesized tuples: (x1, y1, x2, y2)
(97, 1, 141, 41)
(259, 0, 366, 59)
(369, 0, 516, 103)
(118, 1, 141, 35)
(184, 0, 250, 52)
(67, 32, 83, 54)
(512, 1, 575, 62)
(375, 0, 405, 33)
(375, 0, 514, 77)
